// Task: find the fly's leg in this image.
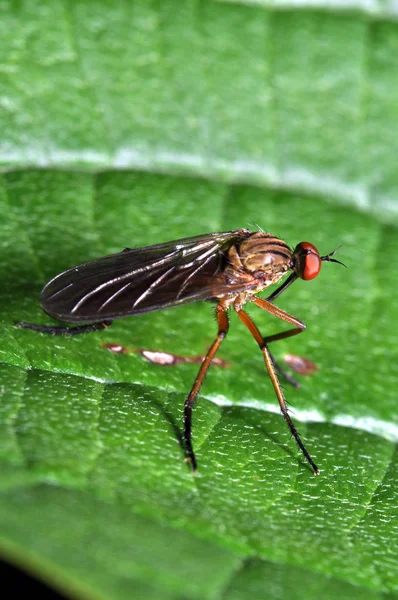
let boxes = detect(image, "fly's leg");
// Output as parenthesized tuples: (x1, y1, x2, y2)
(235, 298, 319, 475)
(271, 355, 300, 388)
(268, 351, 300, 389)
(184, 304, 229, 471)
(252, 297, 307, 343)
(255, 296, 310, 388)
(17, 320, 113, 335)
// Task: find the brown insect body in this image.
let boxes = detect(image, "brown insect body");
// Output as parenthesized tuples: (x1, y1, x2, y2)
(18, 229, 344, 476)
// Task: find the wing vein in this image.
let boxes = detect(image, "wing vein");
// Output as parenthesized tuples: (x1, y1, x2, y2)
(70, 250, 182, 313)
(132, 266, 177, 309)
(98, 280, 135, 313)
(176, 253, 217, 300)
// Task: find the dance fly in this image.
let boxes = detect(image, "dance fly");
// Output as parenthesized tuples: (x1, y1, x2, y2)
(18, 229, 344, 475)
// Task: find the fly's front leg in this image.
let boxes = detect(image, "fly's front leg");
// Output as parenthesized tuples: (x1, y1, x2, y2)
(184, 303, 229, 471)
(17, 320, 113, 335)
(253, 296, 307, 388)
(252, 296, 306, 343)
(235, 299, 319, 475)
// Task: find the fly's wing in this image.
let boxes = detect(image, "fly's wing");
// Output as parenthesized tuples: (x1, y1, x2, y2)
(41, 229, 255, 323)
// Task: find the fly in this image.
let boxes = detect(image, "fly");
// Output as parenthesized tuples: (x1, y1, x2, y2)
(18, 229, 345, 475)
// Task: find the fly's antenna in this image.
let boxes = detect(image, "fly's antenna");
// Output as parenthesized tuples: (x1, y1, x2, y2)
(320, 246, 346, 268)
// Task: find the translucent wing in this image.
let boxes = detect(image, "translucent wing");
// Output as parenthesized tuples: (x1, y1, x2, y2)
(41, 229, 256, 323)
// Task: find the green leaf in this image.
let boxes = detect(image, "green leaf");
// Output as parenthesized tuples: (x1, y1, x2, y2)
(1, 2, 398, 600)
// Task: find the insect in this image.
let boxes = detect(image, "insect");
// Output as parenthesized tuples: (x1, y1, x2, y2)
(18, 229, 344, 475)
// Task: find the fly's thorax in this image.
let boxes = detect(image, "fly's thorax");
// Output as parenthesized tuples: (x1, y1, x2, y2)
(237, 232, 292, 281)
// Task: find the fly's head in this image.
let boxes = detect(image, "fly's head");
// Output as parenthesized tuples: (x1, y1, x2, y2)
(291, 242, 346, 281)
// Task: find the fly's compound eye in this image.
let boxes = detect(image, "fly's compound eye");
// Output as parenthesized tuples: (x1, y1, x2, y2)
(293, 242, 322, 281)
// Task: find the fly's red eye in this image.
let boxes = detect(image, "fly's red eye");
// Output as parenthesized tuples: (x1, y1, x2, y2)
(299, 242, 321, 280)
